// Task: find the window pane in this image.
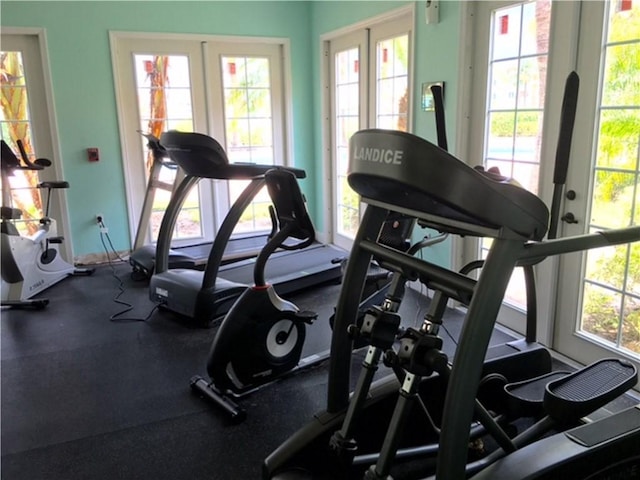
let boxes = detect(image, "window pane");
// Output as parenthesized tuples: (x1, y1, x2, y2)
(607, 0, 640, 43)
(602, 44, 640, 106)
(221, 55, 275, 234)
(133, 54, 201, 241)
(224, 89, 249, 117)
(492, 5, 522, 60)
(591, 170, 636, 229)
(335, 47, 361, 239)
(485, 1, 551, 311)
(621, 294, 640, 353)
(578, 1, 640, 354)
(376, 34, 409, 131)
(520, 1, 551, 56)
(581, 283, 622, 346)
(0, 50, 43, 234)
(487, 111, 515, 160)
(514, 111, 543, 162)
(517, 56, 547, 109)
(489, 60, 519, 110)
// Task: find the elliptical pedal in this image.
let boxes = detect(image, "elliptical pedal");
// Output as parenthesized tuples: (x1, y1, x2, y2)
(504, 370, 571, 418)
(544, 358, 637, 423)
(504, 358, 638, 422)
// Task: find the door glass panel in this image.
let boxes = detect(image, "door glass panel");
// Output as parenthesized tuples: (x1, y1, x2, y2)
(221, 55, 274, 234)
(0, 50, 42, 235)
(133, 54, 200, 241)
(482, 0, 551, 309)
(330, 18, 411, 247)
(375, 34, 409, 131)
(579, 0, 640, 355)
(335, 47, 360, 239)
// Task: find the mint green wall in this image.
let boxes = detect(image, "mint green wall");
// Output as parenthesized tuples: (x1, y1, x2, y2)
(1, 0, 464, 267)
(0, 1, 315, 257)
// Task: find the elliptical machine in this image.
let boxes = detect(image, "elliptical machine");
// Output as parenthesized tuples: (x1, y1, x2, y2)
(191, 168, 320, 422)
(262, 72, 640, 480)
(1, 140, 93, 309)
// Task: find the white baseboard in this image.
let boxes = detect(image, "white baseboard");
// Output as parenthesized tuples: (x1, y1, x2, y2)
(74, 251, 130, 266)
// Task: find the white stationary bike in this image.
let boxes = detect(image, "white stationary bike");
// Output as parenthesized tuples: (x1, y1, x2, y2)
(1, 140, 93, 309)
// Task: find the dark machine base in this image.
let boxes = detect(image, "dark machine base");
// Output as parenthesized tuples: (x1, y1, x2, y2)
(190, 349, 331, 423)
(150, 243, 345, 328)
(263, 343, 553, 479)
(470, 404, 640, 480)
(1, 298, 50, 309)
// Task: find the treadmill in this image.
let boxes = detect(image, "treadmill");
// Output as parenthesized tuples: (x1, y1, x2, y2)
(149, 132, 344, 327)
(130, 132, 269, 278)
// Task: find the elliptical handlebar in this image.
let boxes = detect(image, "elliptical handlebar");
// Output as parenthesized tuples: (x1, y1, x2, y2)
(548, 71, 579, 240)
(430, 84, 448, 152)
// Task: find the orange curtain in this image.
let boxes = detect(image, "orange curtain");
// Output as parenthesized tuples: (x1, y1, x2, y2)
(145, 56, 169, 172)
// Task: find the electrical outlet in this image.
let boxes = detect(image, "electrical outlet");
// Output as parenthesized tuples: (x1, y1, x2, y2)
(95, 213, 103, 224)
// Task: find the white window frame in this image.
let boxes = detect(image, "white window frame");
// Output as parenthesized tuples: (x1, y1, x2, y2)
(320, 4, 415, 250)
(1, 28, 73, 261)
(110, 32, 293, 249)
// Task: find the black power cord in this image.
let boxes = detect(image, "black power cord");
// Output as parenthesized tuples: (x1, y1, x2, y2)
(97, 218, 158, 323)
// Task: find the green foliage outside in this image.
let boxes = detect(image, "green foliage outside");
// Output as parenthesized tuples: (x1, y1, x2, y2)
(340, 175, 360, 237)
(579, 6, 640, 353)
(488, 7, 639, 353)
(490, 111, 542, 137)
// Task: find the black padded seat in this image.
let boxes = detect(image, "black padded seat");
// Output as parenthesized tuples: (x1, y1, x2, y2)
(160, 131, 305, 180)
(348, 129, 550, 241)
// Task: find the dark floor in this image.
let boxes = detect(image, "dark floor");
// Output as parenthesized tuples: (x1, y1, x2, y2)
(2, 261, 633, 480)
(0, 260, 482, 480)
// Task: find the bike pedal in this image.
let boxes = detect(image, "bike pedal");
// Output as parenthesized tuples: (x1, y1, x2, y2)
(296, 310, 318, 324)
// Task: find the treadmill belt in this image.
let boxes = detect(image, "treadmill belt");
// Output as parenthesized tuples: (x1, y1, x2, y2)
(219, 242, 346, 296)
(175, 233, 269, 266)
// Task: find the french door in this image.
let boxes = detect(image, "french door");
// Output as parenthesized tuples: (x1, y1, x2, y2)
(465, 0, 640, 375)
(326, 9, 413, 251)
(0, 31, 72, 261)
(554, 0, 640, 374)
(464, 0, 562, 339)
(111, 34, 287, 250)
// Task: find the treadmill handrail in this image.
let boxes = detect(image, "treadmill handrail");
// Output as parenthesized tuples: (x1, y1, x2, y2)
(202, 177, 267, 288)
(153, 131, 308, 282)
(153, 175, 201, 274)
(160, 131, 305, 180)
